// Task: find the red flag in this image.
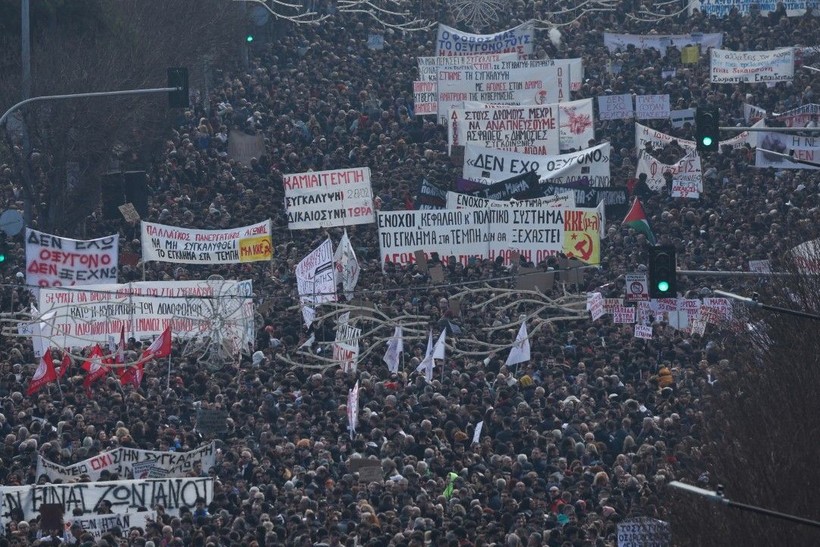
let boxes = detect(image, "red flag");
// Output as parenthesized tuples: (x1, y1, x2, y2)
(143, 326, 172, 360)
(54, 351, 71, 379)
(119, 361, 144, 389)
(27, 349, 59, 396)
(83, 345, 110, 395)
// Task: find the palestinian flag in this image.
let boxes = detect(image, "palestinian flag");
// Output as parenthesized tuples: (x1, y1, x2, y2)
(622, 197, 656, 245)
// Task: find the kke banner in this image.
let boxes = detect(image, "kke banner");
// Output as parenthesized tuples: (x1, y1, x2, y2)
(26, 229, 118, 290)
(436, 60, 572, 123)
(710, 48, 794, 84)
(37, 443, 217, 482)
(436, 21, 535, 57)
(0, 477, 214, 526)
(141, 220, 272, 264)
(38, 280, 254, 348)
(449, 104, 560, 155)
(603, 32, 723, 53)
(283, 167, 374, 230)
(65, 511, 157, 541)
(377, 208, 600, 267)
(635, 149, 703, 192)
(446, 191, 575, 210)
(463, 143, 610, 187)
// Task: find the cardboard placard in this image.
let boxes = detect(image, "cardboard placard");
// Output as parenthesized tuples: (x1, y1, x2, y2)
(414, 250, 428, 273)
(348, 459, 383, 483)
(448, 297, 462, 317)
(118, 203, 141, 223)
(348, 299, 375, 319)
(40, 503, 63, 531)
(429, 264, 445, 283)
(195, 408, 229, 435)
(516, 267, 555, 291)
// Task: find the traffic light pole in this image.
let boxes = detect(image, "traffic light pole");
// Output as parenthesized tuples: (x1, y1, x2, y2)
(0, 86, 181, 128)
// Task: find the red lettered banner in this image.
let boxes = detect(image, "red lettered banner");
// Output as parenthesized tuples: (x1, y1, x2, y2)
(26, 228, 118, 289)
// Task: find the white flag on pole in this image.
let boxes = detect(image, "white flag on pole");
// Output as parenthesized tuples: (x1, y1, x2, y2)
(433, 329, 447, 361)
(472, 421, 484, 445)
(505, 322, 531, 367)
(334, 230, 361, 300)
(415, 331, 435, 382)
(383, 325, 404, 373)
(347, 381, 359, 440)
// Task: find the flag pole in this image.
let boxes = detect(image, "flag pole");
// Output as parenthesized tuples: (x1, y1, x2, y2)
(166, 352, 172, 391)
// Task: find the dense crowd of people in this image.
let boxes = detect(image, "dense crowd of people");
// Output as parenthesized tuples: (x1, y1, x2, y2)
(1, 2, 819, 546)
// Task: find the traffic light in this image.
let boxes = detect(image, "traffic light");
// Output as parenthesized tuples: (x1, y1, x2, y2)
(246, 33, 255, 43)
(0, 234, 7, 266)
(648, 246, 677, 299)
(167, 67, 189, 109)
(695, 106, 719, 152)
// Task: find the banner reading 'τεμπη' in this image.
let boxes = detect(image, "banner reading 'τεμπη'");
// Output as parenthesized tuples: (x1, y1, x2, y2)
(140, 220, 272, 264)
(283, 167, 374, 230)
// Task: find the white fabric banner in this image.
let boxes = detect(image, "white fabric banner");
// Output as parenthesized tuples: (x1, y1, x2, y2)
(413, 81, 437, 115)
(598, 94, 634, 121)
(0, 477, 214, 526)
(436, 62, 569, 123)
(334, 312, 361, 373)
(505, 322, 531, 367)
(296, 239, 336, 326)
(448, 104, 560, 155)
(671, 179, 701, 198)
(347, 381, 359, 440)
(418, 53, 518, 81)
(283, 167, 374, 230)
(635, 95, 671, 120)
(755, 133, 820, 169)
(36, 443, 216, 482)
(670, 108, 696, 128)
(436, 21, 535, 57)
(25, 229, 119, 289)
(603, 32, 723, 53)
(377, 208, 601, 266)
(710, 48, 794, 84)
(140, 220, 272, 264)
(635, 150, 703, 192)
(635, 122, 696, 151)
(446, 191, 575, 211)
(776, 103, 820, 127)
(38, 280, 254, 348)
(691, 0, 815, 17)
(383, 325, 403, 374)
(558, 98, 595, 150)
(462, 142, 610, 186)
(334, 231, 360, 300)
(65, 511, 157, 541)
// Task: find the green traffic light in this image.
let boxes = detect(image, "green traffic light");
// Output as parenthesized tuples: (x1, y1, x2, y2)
(701, 136, 713, 147)
(246, 34, 254, 43)
(0, 255, 5, 263)
(657, 281, 670, 292)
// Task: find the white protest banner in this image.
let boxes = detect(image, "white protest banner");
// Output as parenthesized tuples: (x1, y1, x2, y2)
(436, 21, 534, 58)
(603, 298, 623, 314)
(634, 324, 653, 339)
(334, 231, 360, 300)
(702, 297, 733, 321)
(635, 122, 696, 151)
(377, 208, 601, 266)
(612, 305, 636, 324)
(283, 167, 374, 230)
(141, 220, 272, 264)
(790, 237, 820, 274)
(38, 280, 254, 348)
(625, 273, 649, 302)
(65, 511, 157, 541)
(418, 53, 518, 81)
(296, 239, 336, 326)
(436, 61, 569, 123)
(333, 312, 361, 373)
(670, 108, 696, 128)
(0, 477, 213, 526)
(635, 95, 670, 120)
(413, 81, 437, 115)
(347, 381, 359, 440)
(472, 421, 484, 444)
(749, 259, 771, 273)
(617, 517, 671, 547)
(558, 98, 595, 150)
(691, 0, 813, 17)
(756, 132, 820, 169)
(671, 179, 701, 198)
(26, 229, 118, 289)
(603, 32, 722, 53)
(588, 292, 604, 321)
(448, 104, 560, 155)
(776, 103, 820, 127)
(462, 143, 610, 186)
(710, 48, 794, 84)
(636, 150, 702, 192)
(446, 191, 575, 210)
(36, 443, 217, 482)
(597, 94, 633, 121)
(744, 102, 768, 124)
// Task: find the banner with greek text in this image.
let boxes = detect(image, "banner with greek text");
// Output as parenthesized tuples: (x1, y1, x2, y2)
(691, 0, 815, 17)
(415, 178, 447, 210)
(65, 511, 157, 541)
(463, 142, 610, 186)
(37, 280, 254, 348)
(26, 229, 119, 290)
(418, 53, 518, 81)
(617, 517, 671, 547)
(36, 443, 216, 483)
(446, 191, 575, 210)
(0, 477, 213, 526)
(635, 95, 670, 120)
(710, 48, 794, 84)
(413, 81, 437, 115)
(462, 171, 540, 200)
(437, 61, 569, 123)
(377, 208, 600, 267)
(141, 220, 271, 264)
(635, 150, 703, 192)
(436, 21, 535, 58)
(635, 120, 761, 152)
(597, 94, 634, 121)
(755, 132, 820, 169)
(603, 32, 723, 53)
(333, 312, 361, 373)
(528, 183, 630, 217)
(296, 239, 336, 326)
(448, 104, 560, 155)
(283, 167, 374, 230)
(776, 103, 820, 127)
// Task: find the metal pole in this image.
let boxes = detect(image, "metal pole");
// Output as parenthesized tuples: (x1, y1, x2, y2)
(0, 87, 180, 128)
(677, 270, 799, 277)
(21, 0, 31, 100)
(720, 126, 820, 133)
(713, 290, 820, 321)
